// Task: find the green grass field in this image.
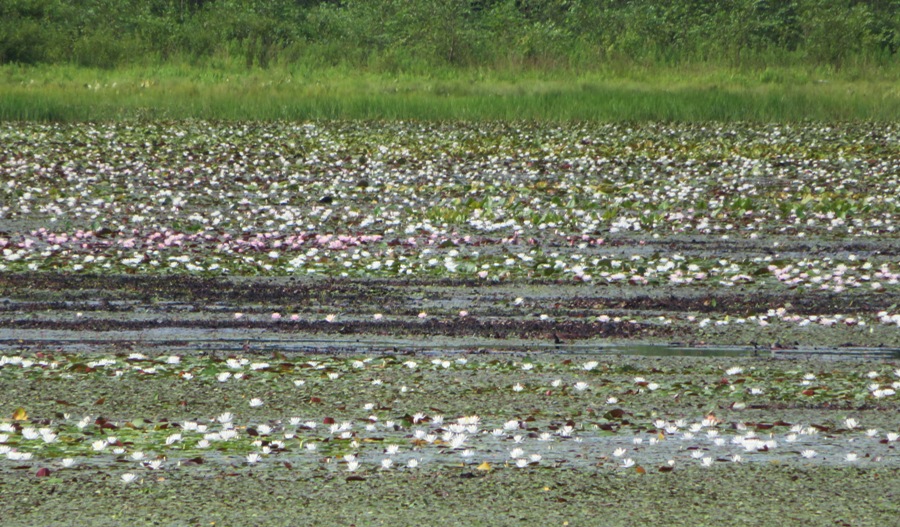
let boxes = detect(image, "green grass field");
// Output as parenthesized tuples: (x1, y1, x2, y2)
(3, 64, 900, 122)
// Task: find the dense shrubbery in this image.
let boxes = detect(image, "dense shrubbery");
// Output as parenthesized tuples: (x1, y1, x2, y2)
(1, 0, 898, 70)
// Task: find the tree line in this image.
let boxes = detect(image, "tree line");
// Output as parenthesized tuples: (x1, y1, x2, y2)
(2, 0, 898, 69)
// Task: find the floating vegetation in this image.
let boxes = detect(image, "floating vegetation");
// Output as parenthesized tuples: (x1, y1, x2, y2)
(1, 120, 899, 524)
(1, 122, 898, 284)
(1, 352, 897, 479)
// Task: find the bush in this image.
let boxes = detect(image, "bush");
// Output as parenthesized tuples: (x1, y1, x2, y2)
(72, 30, 136, 69)
(1, 0, 898, 71)
(0, 19, 47, 64)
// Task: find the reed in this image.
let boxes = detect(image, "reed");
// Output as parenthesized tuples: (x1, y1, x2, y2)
(2, 64, 900, 122)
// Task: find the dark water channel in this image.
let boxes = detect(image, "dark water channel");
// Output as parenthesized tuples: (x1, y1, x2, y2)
(2, 326, 900, 360)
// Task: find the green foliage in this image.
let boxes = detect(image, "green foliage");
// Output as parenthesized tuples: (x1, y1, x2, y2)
(3, 65, 900, 122)
(1, 0, 898, 70)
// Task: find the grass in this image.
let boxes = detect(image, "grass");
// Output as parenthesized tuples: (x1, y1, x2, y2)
(3, 63, 900, 122)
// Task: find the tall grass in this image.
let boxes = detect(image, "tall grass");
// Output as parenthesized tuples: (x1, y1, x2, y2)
(4, 0, 900, 71)
(2, 64, 900, 122)
(4, 1, 900, 121)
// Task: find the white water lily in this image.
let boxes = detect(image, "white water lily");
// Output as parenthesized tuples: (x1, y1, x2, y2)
(21, 428, 39, 440)
(450, 434, 468, 449)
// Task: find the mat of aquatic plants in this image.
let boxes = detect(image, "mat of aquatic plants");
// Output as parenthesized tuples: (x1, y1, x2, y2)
(1, 122, 900, 350)
(1, 121, 899, 525)
(0, 352, 898, 525)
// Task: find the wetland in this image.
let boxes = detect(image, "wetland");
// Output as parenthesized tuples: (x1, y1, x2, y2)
(1, 121, 898, 525)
